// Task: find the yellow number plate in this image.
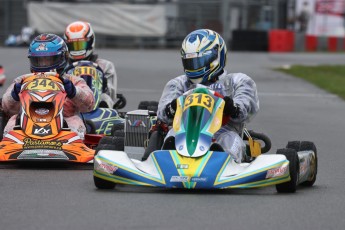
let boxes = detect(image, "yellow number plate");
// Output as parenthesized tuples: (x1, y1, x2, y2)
(183, 93, 214, 113)
(26, 78, 57, 91)
(73, 66, 97, 78)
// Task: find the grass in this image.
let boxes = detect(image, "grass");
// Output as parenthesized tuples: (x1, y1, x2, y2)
(276, 65, 345, 100)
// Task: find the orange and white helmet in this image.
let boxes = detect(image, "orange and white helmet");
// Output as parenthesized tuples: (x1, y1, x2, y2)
(64, 21, 95, 61)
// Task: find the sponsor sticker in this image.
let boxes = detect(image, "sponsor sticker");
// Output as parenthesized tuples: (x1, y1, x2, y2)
(97, 162, 118, 174)
(170, 176, 189, 182)
(23, 138, 63, 150)
(185, 53, 198, 58)
(191, 177, 207, 182)
(177, 164, 189, 169)
(127, 119, 146, 128)
(266, 165, 288, 178)
(33, 127, 51, 136)
(36, 43, 47, 51)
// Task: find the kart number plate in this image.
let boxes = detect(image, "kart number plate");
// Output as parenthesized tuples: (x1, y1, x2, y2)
(27, 79, 57, 91)
(184, 93, 214, 113)
(73, 66, 98, 79)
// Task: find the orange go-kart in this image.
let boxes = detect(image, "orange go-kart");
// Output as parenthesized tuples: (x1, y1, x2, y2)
(0, 72, 95, 163)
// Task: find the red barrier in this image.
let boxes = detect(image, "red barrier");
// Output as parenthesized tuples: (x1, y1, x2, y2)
(328, 37, 337, 52)
(269, 30, 294, 52)
(305, 35, 317, 51)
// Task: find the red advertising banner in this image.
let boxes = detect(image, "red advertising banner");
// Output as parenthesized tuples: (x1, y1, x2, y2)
(296, 0, 345, 36)
(315, 0, 345, 16)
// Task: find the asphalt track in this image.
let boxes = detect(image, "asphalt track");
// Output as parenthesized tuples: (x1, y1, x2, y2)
(1, 48, 345, 230)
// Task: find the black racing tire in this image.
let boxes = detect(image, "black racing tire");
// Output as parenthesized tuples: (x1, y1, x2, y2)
(113, 94, 127, 110)
(286, 141, 317, 186)
(94, 175, 116, 189)
(138, 101, 149, 110)
(95, 136, 124, 155)
(138, 101, 159, 112)
(286, 141, 301, 151)
(111, 122, 125, 137)
(142, 130, 164, 161)
(276, 148, 299, 193)
(299, 141, 318, 186)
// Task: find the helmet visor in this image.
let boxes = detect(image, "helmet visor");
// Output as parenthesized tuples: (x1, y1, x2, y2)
(182, 50, 217, 71)
(30, 55, 62, 68)
(66, 40, 88, 52)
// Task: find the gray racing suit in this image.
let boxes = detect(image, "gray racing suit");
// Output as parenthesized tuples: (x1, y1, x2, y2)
(94, 57, 117, 108)
(157, 70, 260, 163)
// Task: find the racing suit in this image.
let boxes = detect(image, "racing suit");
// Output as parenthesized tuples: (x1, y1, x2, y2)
(72, 54, 118, 109)
(157, 70, 260, 163)
(2, 73, 95, 139)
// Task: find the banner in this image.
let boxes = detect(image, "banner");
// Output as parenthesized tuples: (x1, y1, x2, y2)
(296, 0, 345, 37)
(28, 2, 167, 37)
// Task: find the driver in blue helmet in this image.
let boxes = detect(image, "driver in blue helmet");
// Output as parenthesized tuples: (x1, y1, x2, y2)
(157, 29, 259, 163)
(2, 34, 95, 139)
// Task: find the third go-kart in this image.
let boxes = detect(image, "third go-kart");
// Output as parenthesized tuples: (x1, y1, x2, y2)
(93, 87, 318, 193)
(65, 61, 125, 136)
(0, 72, 95, 162)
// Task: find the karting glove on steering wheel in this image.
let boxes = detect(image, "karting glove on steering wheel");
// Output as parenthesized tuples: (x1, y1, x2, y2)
(223, 96, 239, 118)
(62, 78, 77, 99)
(164, 99, 177, 119)
(11, 82, 22, 101)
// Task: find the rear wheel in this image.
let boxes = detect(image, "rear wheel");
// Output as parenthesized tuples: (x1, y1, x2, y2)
(286, 141, 301, 151)
(138, 101, 158, 112)
(286, 141, 317, 186)
(94, 175, 116, 189)
(299, 141, 317, 186)
(276, 148, 299, 193)
(111, 122, 125, 138)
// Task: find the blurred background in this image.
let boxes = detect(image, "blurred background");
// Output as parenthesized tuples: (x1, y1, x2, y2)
(1, 0, 344, 51)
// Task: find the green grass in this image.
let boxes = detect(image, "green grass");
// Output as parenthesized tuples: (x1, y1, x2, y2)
(276, 65, 345, 100)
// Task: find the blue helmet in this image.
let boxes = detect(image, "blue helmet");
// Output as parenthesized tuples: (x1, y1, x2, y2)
(181, 29, 227, 84)
(28, 34, 68, 73)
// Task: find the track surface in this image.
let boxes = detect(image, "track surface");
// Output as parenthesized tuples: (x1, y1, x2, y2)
(1, 48, 345, 230)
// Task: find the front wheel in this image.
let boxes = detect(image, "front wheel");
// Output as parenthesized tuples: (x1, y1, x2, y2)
(95, 136, 124, 155)
(276, 148, 299, 193)
(94, 176, 116, 189)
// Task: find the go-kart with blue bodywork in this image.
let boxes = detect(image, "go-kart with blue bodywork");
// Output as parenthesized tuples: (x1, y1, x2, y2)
(65, 61, 125, 137)
(93, 87, 317, 193)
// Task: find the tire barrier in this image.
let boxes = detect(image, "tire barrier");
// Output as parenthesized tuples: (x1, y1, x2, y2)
(231, 30, 268, 51)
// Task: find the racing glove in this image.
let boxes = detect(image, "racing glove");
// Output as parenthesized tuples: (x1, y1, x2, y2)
(63, 78, 76, 99)
(164, 99, 177, 119)
(223, 96, 239, 118)
(11, 82, 22, 101)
